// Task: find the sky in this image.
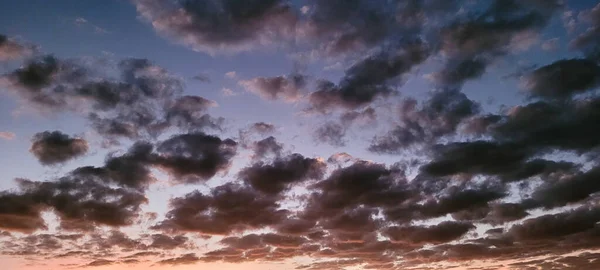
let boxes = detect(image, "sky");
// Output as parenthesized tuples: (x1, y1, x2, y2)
(0, 0, 600, 269)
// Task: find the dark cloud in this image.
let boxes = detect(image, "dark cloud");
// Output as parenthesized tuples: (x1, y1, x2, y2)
(340, 107, 376, 126)
(389, 182, 506, 223)
(436, 0, 562, 86)
(381, 180, 506, 225)
(384, 221, 474, 245)
(240, 74, 307, 102)
(482, 203, 529, 225)
(238, 122, 278, 149)
(123, 251, 161, 259)
(148, 234, 189, 250)
(370, 88, 480, 153)
(454, 203, 529, 225)
(152, 183, 287, 235)
(0, 176, 147, 233)
(315, 107, 378, 147)
(67, 133, 236, 188)
(82, 58, 185, 138)
(220, 233, 307, 250)
(3, 1, 600, 269)
(509, 205, 600, 241)
(154, 132, 237, 184)
(192, 73, 211, 82)
(71, 142, 155, 190)
(326, 152, 357, 165)
(419, 139, 579, 183)
(485, 228, 504, 235)
(156, 253, 200, 265)
(162, 95, 223, 132)
(431, 57, 488, 87)
(0, 34, 34, 61)
(313, 122, 346, 147)
(528, 166, 600, 208)
(304, 161, 409, 220)
(85, 259, 114, 267)
(248, 122, 276, 135)
(1, 55, 85, 109)
(307, 40, 430, 112)
(522, 59, 600, 100)
(88, 113, 139, 139)
(460, 114, 502, 135)
(29, 131, 88, 165)
(95, 230, 144, 251)
(489, 98, 600, 153)
(319, 207, 381, 241)
(1, 54, 228, 148)
(0, 190, 47, 233)
(0, 55, 220, 141)
(133, 0, 296, 53)
(570, 3, 600, 61)
(420, 141, 533, 177)
(275, 218, 316, 235)
(301, 0, 459, 57)
(251, 136, 284, 160)
(239, 153, 326, 195)
(301, 0, 397, 56)
(442, 0, 562, 56)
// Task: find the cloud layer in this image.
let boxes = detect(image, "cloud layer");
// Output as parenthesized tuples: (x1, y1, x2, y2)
(1, 1, 600, 270)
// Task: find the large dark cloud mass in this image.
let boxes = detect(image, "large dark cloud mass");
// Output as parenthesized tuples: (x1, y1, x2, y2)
(3, 1, 600, 269)
(1, 55, 221, 142)
(152, 183, 287, 235)
(523, 59, 600, 100)
(571, 3, 600, 61)
(239, 153, 326, 195)
(434, 0, 563, 86)
(133, 0, 297, 53)
(0, 177, 147, 233)
(370, 88, 480, 153)
(307, 40, 430, 112)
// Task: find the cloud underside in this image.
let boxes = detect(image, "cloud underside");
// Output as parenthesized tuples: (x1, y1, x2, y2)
(2, 1, 600, 270)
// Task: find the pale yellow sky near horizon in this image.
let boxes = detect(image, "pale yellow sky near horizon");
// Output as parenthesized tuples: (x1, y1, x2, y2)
(2, 257, 298, 270)
(5, 250, 600, 270)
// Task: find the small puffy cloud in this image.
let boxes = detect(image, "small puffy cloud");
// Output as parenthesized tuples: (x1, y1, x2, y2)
(29, 131, 88, 165)
(221, 87, 237, 97)
(240, 74, 307, 102)
(74, 17, 87, 25)
(225, 71, 237, 79)
(154, 132, 238, 184)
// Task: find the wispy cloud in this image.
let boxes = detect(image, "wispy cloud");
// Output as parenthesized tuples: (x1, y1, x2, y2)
(0, 131, 15, 140)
